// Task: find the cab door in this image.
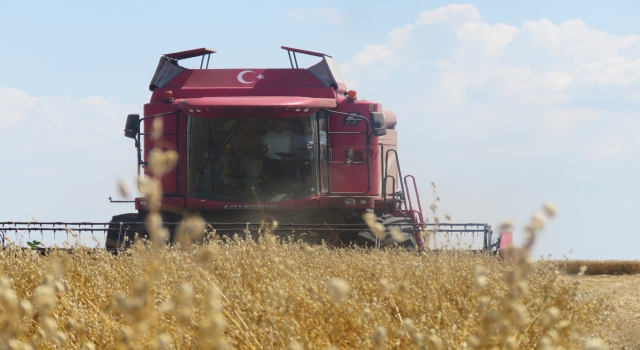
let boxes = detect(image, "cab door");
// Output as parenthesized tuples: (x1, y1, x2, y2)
(325, 111, 370, 194)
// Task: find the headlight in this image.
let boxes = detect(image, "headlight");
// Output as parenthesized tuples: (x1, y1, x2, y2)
(344, 198, 355, 206)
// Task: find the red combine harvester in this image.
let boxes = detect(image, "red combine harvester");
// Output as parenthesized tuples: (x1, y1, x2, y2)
(0, 47, 508, 253)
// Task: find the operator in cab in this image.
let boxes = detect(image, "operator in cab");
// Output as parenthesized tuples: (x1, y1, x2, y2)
(262, 119, 292, 160)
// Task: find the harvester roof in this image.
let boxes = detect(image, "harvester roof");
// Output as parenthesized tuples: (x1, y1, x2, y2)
(164, 48, 216, 60)
(148, 46, 346, 96)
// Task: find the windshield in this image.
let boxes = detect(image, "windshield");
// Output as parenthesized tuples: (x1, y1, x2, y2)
(187, 114, 322, 202)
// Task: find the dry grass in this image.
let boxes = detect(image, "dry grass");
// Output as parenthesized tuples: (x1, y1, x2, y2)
(0, 131, 618, 349)
(557, 260, 640, 276)
(0, 240, 615, 349)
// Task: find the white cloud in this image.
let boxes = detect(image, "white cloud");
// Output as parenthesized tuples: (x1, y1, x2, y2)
(283, 7, 345, 23)
(0, 88, 28, 128)
(543, 108, 597, 136)
(0, 88, 123, 128)
(589, 141, 638, 158)
(456, 22, 518, 54)
(282, 8, 305, 21)
(0, 88, 134, 154)
(313, 8, 345, 23)
(351, 44, 395, 65)
(415, 4, 480, 25)
(0, 88, 139, 223)
(340, 4, 640, 160)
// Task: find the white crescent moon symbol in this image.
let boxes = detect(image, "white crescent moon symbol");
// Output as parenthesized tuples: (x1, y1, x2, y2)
(237, 70, 255, 84)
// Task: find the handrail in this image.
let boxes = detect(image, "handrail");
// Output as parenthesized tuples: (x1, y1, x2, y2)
(384, 149, 406, 210)
(382, 175, 396, 210)
(404, 175, 424, 224)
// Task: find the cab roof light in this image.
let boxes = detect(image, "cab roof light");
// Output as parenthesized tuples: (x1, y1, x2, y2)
(163, 91, 175, 103)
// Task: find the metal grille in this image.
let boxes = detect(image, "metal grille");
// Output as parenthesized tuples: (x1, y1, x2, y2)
(0, 221, 495, 252)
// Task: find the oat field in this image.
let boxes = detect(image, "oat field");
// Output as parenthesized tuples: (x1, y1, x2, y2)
(0, 140, 624, 349)
(0, 236, 620, 349)
(557, 260, 640, 276)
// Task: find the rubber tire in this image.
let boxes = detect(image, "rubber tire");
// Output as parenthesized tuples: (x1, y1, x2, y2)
(105, 213, 142, 251)
(379, 214, 418, 250)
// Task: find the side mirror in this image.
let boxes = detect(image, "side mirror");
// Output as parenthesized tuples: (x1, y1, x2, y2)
(124, 114, 140, 139)
(370, 112, 387, 136)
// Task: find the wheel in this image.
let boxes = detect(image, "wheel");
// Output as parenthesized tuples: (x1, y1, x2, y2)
(379, 214, 418, 250)
(355, 214, 418, 250)
(105, 213, 143, 251)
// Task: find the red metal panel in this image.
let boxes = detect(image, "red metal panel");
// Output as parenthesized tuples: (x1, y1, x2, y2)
(328, 140, 369, 193)
(158, 70, 193, 91)
(318, 196, 374, 209)
(136, 197, 186, 211)
(184, 69, 327, 88)
(369, 144, 382, 197)
(326, 100, 372, 194)
(499, 232, 513, 249)
(382, 110, 397, 128)
(185, 196, 319, 210)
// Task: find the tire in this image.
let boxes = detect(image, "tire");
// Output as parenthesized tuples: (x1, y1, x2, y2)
(355, 214, 418, 250)
(379, 214, 418, 250)
(105, 213, 143, 251)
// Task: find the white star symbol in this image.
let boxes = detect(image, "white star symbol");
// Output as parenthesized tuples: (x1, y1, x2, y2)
(257, 74, 265, 80)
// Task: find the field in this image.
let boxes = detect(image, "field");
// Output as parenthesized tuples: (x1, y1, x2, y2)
(566, 274, 640, 349)
(0, 238, 627, 349)
(0, 146, 630, 349)
(557, 260, 640, 276)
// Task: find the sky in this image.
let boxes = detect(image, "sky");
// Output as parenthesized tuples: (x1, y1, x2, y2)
(1, 1, 639, 259)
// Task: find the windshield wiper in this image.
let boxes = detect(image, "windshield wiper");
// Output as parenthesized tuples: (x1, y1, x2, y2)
(214, 118, 244, 157)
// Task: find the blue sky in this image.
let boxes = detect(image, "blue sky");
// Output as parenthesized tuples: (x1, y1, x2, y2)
(1, 1, 639, 259)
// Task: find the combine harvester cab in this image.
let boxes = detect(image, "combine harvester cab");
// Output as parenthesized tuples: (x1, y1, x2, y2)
(109, 46, 437, 250)
(0, 46, 502, 254)
(106, 46, 503, 253)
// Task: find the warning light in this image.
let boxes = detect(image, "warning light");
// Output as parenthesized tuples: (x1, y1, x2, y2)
(164, 91, 175, 103)
(347, 90, 357, 101)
